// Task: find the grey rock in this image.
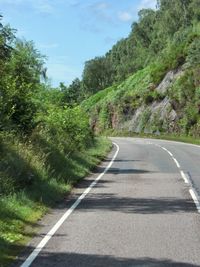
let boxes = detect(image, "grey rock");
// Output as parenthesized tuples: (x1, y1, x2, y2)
(156, 69, 184, 94)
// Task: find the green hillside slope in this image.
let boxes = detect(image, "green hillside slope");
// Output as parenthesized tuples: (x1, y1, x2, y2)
(82, 23, 200, 137)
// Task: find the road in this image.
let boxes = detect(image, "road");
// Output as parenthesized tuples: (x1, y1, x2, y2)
(14, 137, 200, 267)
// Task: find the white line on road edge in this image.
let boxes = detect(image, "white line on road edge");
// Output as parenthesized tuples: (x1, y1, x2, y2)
(189, 189, 200, 213)
(20, 142, 120, 267)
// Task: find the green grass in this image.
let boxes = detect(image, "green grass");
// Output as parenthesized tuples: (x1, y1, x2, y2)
(81, 67, 154, 132)
(82, 67, 152, 113)
(0, 136, 112, 267)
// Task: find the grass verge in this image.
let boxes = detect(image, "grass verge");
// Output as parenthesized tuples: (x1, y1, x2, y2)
(105, 129, 200, 146)
(0, 136, 112, 267)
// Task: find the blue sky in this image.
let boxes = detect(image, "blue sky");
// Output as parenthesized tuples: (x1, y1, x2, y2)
(0, 0, 156, 87)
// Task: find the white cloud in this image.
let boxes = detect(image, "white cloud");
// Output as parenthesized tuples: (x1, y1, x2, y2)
(89, 1, 112, 23)
(118, 11, 133, 22)
(33, 1, 54, 14)
(67, 0, 81, 7)
(94, 2, 108, 11)
(117, 0, 157, 23)
(138, 0, 157, 10)
(77, 1, 115, 34)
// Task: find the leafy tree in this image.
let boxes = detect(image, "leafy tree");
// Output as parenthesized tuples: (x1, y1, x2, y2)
(82, 56, 113, 94)
(61, 78, 83, 106)
(0, 15, 15, 59)
(79, 0, 197, 97)
(0, 17, 16, 130)
(0, 36, 46, 133)
(132, 9, 156, 48)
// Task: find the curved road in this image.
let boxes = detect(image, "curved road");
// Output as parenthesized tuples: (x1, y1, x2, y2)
(15, 137, 200, 267)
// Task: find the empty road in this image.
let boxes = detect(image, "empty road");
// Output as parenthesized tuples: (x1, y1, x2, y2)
(15, 137, 200, 267)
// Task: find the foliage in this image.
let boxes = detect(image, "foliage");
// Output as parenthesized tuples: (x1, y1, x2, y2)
(186, 38, 200, 67)
(74, 0, 199, 95)
(60, 78, 84, 106)
(0, 37, 45, 133)
(0, 136, 111, 266)
(0, 14, 112, 267)
(2, 1, 200, 264)
(37, 106, 92, 155)
(57, 0, 200, 105)
(81, 1, 200, 137)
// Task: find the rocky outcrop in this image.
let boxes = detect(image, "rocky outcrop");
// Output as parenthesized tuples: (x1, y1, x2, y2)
(116, 69, 184, 134)
(155, 69, 184, 94)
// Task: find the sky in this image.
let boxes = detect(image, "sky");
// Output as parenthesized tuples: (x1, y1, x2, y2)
(0, 0, 157, 87)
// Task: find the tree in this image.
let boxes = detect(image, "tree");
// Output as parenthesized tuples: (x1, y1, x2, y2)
(0, 37, 46, 133)
(61, 78, 83, 106)
(132, 9, 156, 48)
(0, 17, 16, 130)
(82, 56, 113, 94)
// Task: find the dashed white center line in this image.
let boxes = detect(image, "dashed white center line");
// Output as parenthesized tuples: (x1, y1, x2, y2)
(149, 141, 200, 214)
(180, 171, 189, 184)
(189, 189, 200, 213)
(172, 157, 181, 169)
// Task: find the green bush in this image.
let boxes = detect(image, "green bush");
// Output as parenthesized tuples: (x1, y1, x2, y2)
(36, 106, 92, 155)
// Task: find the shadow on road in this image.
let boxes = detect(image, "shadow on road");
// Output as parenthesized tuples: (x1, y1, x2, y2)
(14, 251, 200, 267)
(103, 159, 141, 162)
(76, 193, 195, 214)
(95, 167, 153, 175)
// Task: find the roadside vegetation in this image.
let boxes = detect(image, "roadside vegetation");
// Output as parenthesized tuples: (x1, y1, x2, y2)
(0, 135, 111, 266)
(0, 15, 111, 266)
(1, 0, 200, 265)
(79, 0, 200, 137)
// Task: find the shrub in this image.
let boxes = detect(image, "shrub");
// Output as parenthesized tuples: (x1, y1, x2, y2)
(36, 106, 93, 155)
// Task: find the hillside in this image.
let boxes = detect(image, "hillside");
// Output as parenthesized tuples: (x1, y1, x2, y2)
(1, 0, 200, 265)
(81, 4, 200, 137)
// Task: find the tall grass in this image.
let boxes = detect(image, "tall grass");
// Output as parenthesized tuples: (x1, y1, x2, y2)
(0, 134, 111, 267)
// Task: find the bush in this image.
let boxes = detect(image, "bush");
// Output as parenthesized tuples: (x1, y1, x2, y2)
(36, 106, 93, 155)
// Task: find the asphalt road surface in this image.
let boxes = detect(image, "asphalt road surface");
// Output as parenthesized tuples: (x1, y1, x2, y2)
(14, 137, 200, 267)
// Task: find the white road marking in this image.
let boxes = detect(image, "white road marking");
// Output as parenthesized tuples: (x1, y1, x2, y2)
(189, 189, 200, 213)
(154, 143, 200, 213)
(166, 150, 173, 157)
(180, 171, 189, 184)
(20, 142, 120, 267)
(172, 157, 181, 168)
(159, 145, 174, 157)
(157, 146, 180, 168)
(145, 138, 200, 149)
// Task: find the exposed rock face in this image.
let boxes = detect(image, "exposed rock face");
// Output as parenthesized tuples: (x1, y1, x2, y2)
(119, 106, 146, 133)
(156, 69, 183, 94)
(117, 69, 184, 134)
